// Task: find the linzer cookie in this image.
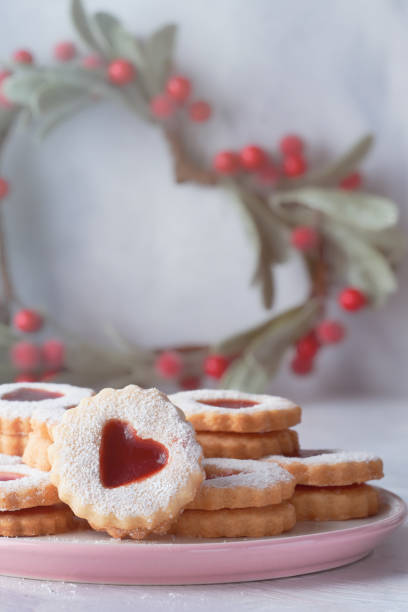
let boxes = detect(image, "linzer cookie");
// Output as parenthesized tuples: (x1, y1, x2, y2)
(172, 501, 296, 538)
(196, 429, 299, 459)
(49, 385, 204, 539)
(186, 458, 295, 510)
(263, 450, 383, 486)
(0, 464, 59, 511)
(291, 484, 379, 521)
(0, 503, 81, 537)
(0, 382, 93, 436)
(170, 390, 301, 433)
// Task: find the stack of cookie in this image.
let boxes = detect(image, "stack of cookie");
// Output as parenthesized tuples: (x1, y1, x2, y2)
(0, 383, 93, 464)
(0, 454, 80, 536)
(264, 450, 384, 521)
(169, 390, 301, 460)
(172, 457, 296, 538)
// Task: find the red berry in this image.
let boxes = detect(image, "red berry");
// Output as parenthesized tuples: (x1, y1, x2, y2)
(213, 151, 240, 175)
(150, 94, 175, 118)
(189, 100, 212, 122)
(239, 145, 267, 171)
(42, 340, 65, 368)
(0, 178, 9, 199)
(279, 134, 304, 156)
(13, 309, 43, 333)
(340, 172, 362, 190)
(12, 49, 33, 64)
(107, 59, 136, 85)
(338, 287, 367, 311)
(14, 372, 38, 383)
(317, 320, 346, 344)
(179, 375, 201, 390)
(296, 332, 320, 360)
(291, 226, 319, 251)
(291, 354, 314, 375)
(166, 76, 191, 103)
(10, 342, 41, 370)
(283, 154, 307, 177)
(82, 54, 102, 69)
(257, 164, 279, 185)
(54, 41, 76, 62)
(204, 354, 229, 379)
(155, 351, 182, 379)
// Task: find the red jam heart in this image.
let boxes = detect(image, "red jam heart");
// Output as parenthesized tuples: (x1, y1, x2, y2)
(0, 472, 24, 482)
(99, 419, 169, 489)
(2, 387, 64, 402)
(199, 398, 259, 410)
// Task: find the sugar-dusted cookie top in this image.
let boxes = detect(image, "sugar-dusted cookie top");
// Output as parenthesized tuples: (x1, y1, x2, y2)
(170, 389, 301, 433)
(0, 382, 93, 434)
(264, 449, 383, 486)
(49, 385, 204, 539)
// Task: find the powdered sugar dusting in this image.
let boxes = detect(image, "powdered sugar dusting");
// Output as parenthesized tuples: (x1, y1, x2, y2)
(0, 383, 93, 423)
(0, 453, 21, 465)
(202, 458, 294, 490)
(170, 389, 298, 416)
(265, 449, 380, 466)
(50, 386, 204, 521)
(0, 464, 53, 509)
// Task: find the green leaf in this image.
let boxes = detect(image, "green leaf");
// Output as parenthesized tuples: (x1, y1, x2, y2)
(2, 72, 47, 107)
(272, 187, 398, 231)
(92, 12, 122, 59)
(34, 83, 89, 114)
(143, 24, 177, 96)
(323, 223, 397, 305)
(70, 0, 104, 55)
(221, 300, 320, 391)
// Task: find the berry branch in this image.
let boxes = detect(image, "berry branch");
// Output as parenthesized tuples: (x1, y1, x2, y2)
(0, 0, 403, 391)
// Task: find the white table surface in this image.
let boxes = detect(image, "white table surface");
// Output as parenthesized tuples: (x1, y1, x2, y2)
(0, 398, 406, 612)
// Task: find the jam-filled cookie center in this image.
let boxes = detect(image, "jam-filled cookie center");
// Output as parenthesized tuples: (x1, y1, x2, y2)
(99, 419, 169, 488)
(198, 398, 259, 410)
(0, 472, 24, 482)
(1, 387, 64, 402)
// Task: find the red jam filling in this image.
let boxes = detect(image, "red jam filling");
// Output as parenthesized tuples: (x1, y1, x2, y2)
(1, 387, 64, 402)
(199, 398, 259, 410)
(99, 419, 169, 489)
(0, 472, 24, 482)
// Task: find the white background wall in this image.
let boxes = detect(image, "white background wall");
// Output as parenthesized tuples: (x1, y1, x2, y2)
(1, 0, 407, 399)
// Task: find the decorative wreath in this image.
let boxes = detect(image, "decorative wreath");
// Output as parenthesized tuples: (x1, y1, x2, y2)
(0, 0, 404, 392)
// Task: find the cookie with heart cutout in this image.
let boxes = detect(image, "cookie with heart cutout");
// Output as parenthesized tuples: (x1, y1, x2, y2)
(263, 450, 383, 486)
(291, 484, 379, 521)
(186, 458, 295, 510)
(0, 382, 93, 435)
(49, 385, 205, 539)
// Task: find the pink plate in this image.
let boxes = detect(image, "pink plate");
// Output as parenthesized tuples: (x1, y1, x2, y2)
(0, 487, 405, 585)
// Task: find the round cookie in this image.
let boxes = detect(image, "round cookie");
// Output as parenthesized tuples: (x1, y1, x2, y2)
(263, 450, 383, 486)
(0, 383, 94, 435)
(292, 484, 379, 521)
(49, 385, 204, 539)
(172, 501, 296, 538)
(170, 389, 301, 433)
(196, 429, 299, 459)
(186, 458, 295, 510)
(0, 464, 59, 511)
